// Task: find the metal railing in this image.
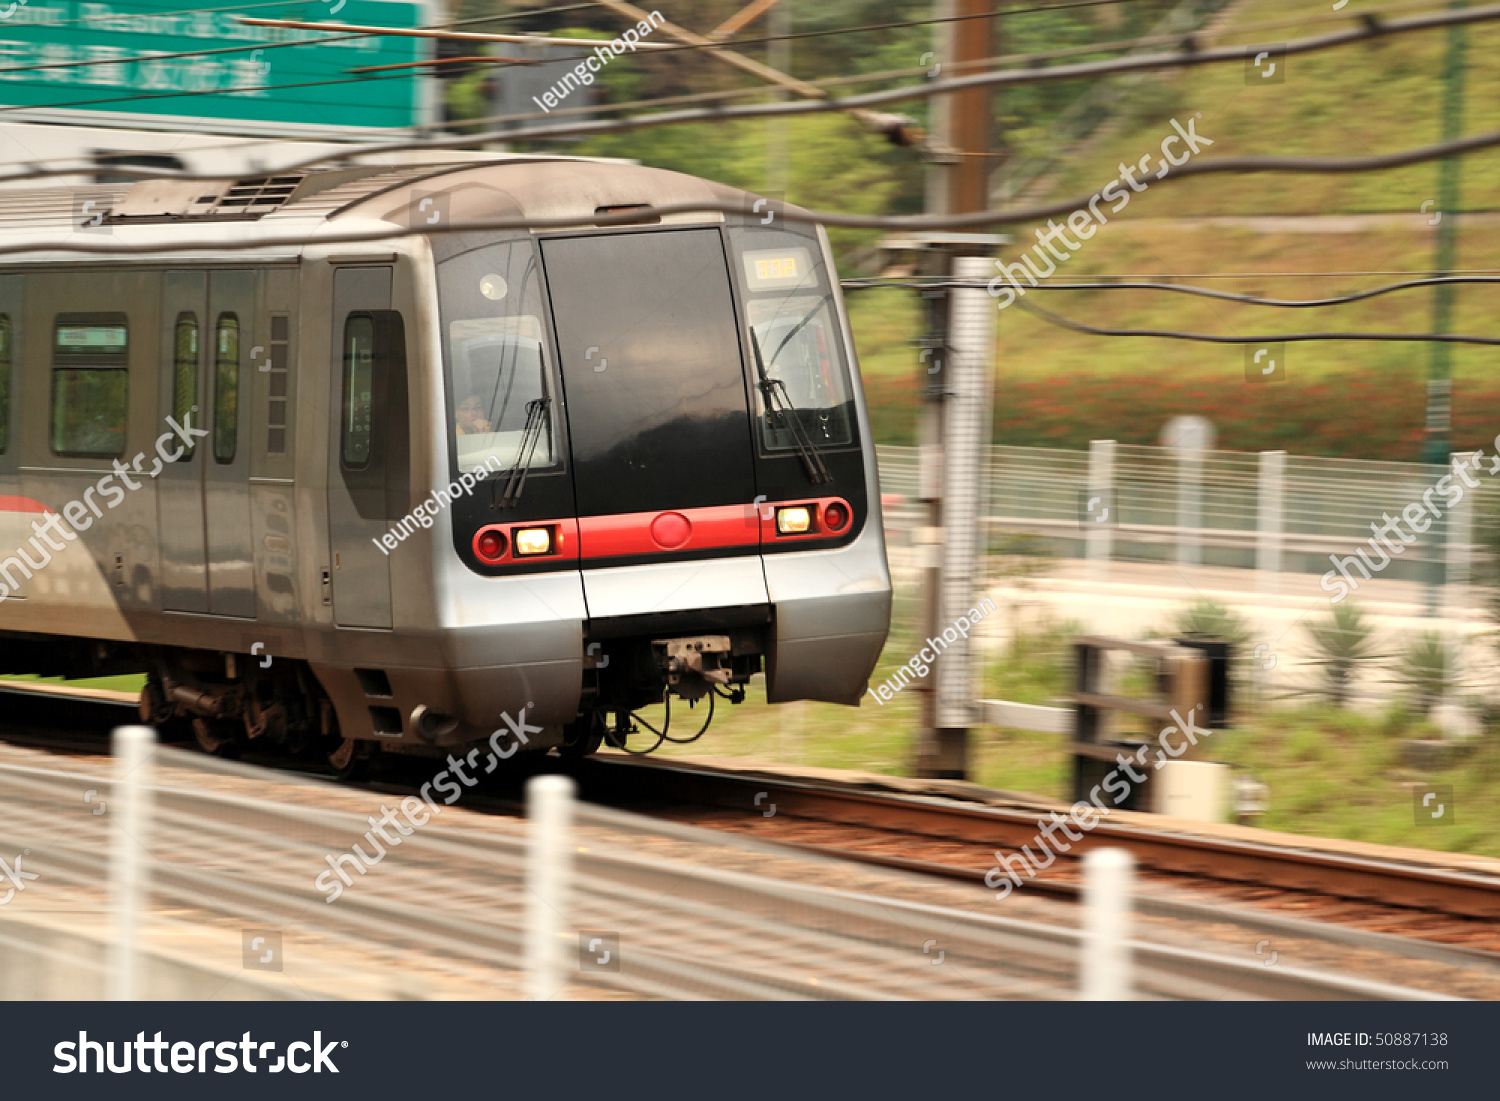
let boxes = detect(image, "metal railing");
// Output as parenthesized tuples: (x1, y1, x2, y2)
(0, 728, 1479, 1001)
(878, 442, 1486, 585)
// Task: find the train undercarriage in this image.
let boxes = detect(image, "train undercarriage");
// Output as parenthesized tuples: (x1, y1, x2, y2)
(0, 627, 764, 775)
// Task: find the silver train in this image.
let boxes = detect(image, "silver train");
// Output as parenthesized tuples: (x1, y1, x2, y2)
(0, 155, 891, 768)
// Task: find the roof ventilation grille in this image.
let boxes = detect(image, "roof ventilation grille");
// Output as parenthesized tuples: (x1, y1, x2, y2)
(185, 175, 304, 219)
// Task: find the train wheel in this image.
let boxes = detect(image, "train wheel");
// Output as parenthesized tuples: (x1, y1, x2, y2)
(138, 678, 192, 744)
(192, 717, 239, 758)
(327, 737, 370, 781)
(559, 712, 605, 760)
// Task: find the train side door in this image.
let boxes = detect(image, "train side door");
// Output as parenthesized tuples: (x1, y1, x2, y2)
(158, 271, 209, 612)
(0, 275, 23, 600)
(327, 266, 405, 630)
(204, 271, 256, 618)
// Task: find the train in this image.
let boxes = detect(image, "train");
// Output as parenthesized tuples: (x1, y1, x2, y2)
(0, 154, 891, 771)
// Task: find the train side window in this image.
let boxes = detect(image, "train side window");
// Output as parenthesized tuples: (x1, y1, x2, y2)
(51, 314, 128, 458)
(0, 314, 11, 454)
(172, 312, 197, 461)
(339, 311, 408, 521)
(341, 314, 374, 468)
(213, 313, 239, 463)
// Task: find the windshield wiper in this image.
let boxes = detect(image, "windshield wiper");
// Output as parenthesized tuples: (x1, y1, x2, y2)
(498, 396, 550, 508)
(750, 327, 831, 486)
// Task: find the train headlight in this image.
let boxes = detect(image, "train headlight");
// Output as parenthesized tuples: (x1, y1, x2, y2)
(513, 527, 553, 556)
(775, 506, 812, 535)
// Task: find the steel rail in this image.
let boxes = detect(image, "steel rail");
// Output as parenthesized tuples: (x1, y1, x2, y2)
(573, 756, 1500, 921)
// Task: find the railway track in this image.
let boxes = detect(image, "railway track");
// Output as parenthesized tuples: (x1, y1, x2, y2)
(566, 754, 1500, 954)
(8, 679, 1500, 962)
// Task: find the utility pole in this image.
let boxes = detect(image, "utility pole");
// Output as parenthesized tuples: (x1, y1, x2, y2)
(913, 0, 999, 780)
(1422, 5, 1467, 623)
(1422, 4, 1467, 466)
(766, 0, 790, 195)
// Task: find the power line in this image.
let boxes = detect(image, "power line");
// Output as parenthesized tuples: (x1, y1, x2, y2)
(3, 0, 1130, 88)
(338, 2, 1500, 154)
(1012, 297, 1500, 345)
(841, 275, 1500, 307)
(254, 0, 1470, 145)
(6, 122, 1500, 253)
(8, 0, 1495, 184)
(0, 0, 609, 79)
(2, 0, 1478, 160)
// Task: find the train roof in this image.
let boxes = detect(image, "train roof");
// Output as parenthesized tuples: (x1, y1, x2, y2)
(0, 154, 769, 263)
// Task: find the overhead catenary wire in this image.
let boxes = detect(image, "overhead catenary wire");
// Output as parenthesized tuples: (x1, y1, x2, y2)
(0, 0, 1493, 180)
(243, 0, 1147, 64)
(252, 0, 1474, 147)
(3, 119, 1500, 224)
(1011, 297, 1500, 345)
(0, 0, 1138, 88)
(840, 274, 1500, 308)
(383, 1, 1500, 148)
(0, 0, 615, 81)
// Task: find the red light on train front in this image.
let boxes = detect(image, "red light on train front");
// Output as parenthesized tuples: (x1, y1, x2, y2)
(473, 527, 508, 564)
(822, 502, 849, 533)
(513, 527, 553, 556)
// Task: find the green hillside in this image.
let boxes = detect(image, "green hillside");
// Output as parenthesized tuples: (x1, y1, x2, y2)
(862, 0, 1500, 457)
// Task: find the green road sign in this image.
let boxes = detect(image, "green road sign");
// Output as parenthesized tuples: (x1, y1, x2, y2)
(0, 0, 429, 135)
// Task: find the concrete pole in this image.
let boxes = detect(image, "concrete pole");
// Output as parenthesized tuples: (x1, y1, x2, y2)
(525, 774, 575, 1001)
(915, 0, 996, 781)
(1081, 847, 1133, 1001)
(109, 725, 155, 1001)
(929, 255, 999, 773)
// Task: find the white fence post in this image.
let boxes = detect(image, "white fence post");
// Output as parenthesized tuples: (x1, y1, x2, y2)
(1081, 847, 1133, 1000)
(1443, 452, 1476, 723)
(1086, 439, 1115, 581)
(525, 774, 575, 1001)
(109, 725, 155, 1001)
(1178, 442, 1203, 569)
(1256, 450, 1286, 588)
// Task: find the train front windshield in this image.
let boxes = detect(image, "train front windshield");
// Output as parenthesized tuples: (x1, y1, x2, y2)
(732, 233, 856, 453)
(438, 239, 555, 474)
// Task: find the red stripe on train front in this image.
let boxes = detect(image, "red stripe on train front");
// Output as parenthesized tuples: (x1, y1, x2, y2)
(577, 505, 760, 559)
(0, 496, 50, 514)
